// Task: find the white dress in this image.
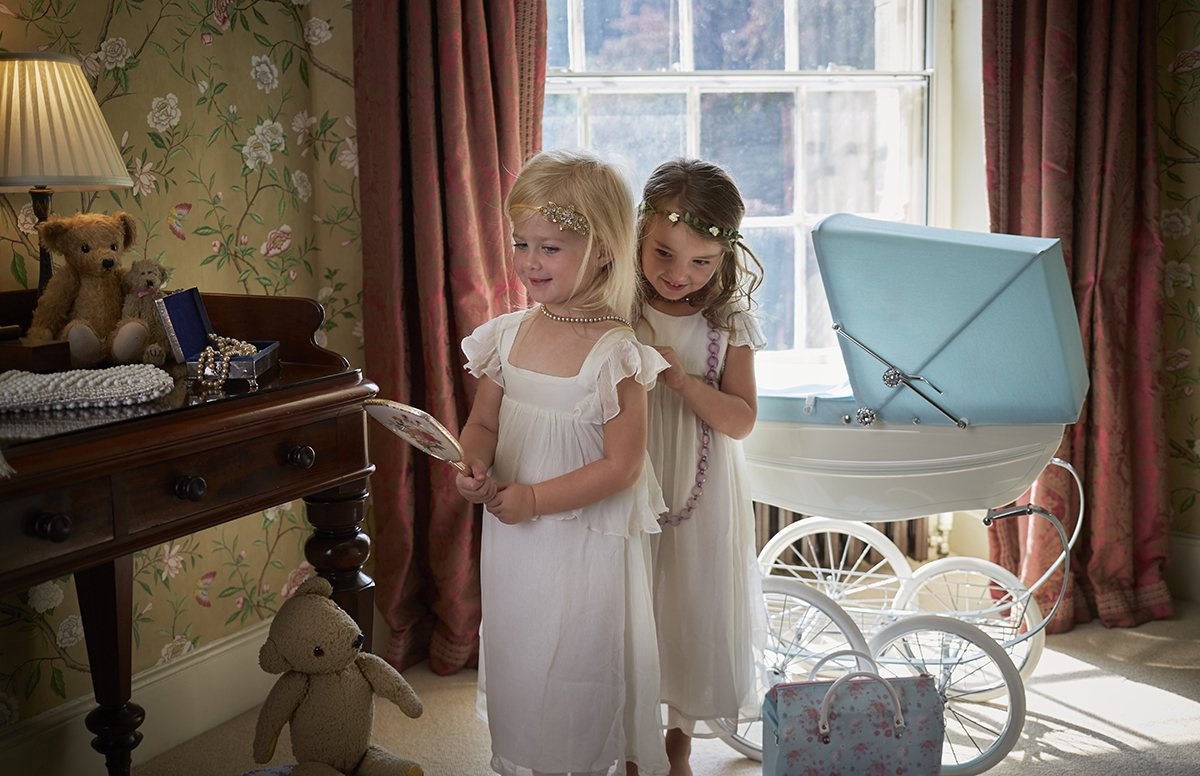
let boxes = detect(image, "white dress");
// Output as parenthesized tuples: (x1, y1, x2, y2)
(463, 310, 671, 776)
(636, 305, 769, 737)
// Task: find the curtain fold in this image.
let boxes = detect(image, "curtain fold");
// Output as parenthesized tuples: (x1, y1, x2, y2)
(982, 0, 1173, 631)
(353, 0, 544, 674)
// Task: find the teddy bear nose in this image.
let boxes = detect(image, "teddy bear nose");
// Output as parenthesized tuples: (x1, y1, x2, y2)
(352, 633, 364, 650)
(102, 258, 114, 270)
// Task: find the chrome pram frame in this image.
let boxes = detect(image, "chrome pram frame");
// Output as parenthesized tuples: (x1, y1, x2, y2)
(721, 215, 1090, 775)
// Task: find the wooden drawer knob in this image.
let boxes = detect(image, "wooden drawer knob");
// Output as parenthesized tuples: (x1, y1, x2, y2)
(174, 476, 208, 502)
(286, 445, 316, 470)
(35, 513, 72, 543)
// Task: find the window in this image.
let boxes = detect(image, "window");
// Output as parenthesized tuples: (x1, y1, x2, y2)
(542, 0, 935, 393)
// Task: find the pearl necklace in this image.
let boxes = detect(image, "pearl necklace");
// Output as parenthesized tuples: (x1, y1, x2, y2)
(196, 334, 257, 392)
(658, 318, 721, 527)
(648, 288, 699, 304)
(539, 304, 630, 327)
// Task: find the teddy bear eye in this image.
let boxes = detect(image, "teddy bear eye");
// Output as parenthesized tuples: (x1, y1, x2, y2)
(81, 244, 90, 253)
(111, 243, 117, 250)
(313, 646, 324, 657)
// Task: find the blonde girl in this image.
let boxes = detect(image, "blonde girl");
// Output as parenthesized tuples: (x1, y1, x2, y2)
(455, 148, 671, 776)
(635, 157, 768, 775)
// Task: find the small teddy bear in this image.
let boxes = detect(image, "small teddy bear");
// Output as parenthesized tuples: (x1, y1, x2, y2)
(115, 258, 172, 366)
(253, 576, 424, 776)
(26, 211, 148, 367)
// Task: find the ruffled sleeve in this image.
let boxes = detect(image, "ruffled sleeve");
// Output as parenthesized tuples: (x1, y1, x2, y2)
(729, 308, 768, 351)
(461, 314, 508, 388)
(591, 331, 670, 424)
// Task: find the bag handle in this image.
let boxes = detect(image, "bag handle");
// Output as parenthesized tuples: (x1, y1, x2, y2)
(807, 649, 877, 680)
(819, 671, 906, 742)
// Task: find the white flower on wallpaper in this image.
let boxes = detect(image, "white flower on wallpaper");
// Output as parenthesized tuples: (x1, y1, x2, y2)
(160, 543, 185, 580)
(292, 110, 318, 143)
(1166, 260, 1193, 298)
(250, 54, 279, 94)
(0, 691, 17, 728)
(304, 18, 332, 45)
(78, 51, 101, 78)
(1168, 46, 1200, 74)
(155, 635, 194, 667)
(212, 0, 233, 31)
(281, 562, 314, 598)
(1162, 208, 1192, 240)
(256, 119, 287, 150)
(338, 136, 358, 176)
(1167, 348, 1193, 372)
(130, 157, 157, 197)
(198, 79, 209, 93)
(243, 133, 274, 169)
(27, 581, 64, 613)
(292, 169, 312, 202)
(261, 226, 292, 257)
(17, 203, 38, 234)
(99, 37, 131, 70)
(56, 615, 84, 648)
(147, 93, 182, 131)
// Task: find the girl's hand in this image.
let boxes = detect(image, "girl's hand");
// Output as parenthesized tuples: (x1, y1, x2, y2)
(486, 482, 537, 524)
(652, 345, 688, 391)
(455, 460, 497, 504)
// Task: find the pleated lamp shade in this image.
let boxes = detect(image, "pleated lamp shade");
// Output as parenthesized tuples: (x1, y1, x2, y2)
(0, 53, 132, 192)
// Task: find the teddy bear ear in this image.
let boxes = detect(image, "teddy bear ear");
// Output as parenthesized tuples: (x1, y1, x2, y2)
(293, 576, 333, 599)
(36, 218, 70, 253)
(259, 638, 290, 674)
(116, 212, 138, 249)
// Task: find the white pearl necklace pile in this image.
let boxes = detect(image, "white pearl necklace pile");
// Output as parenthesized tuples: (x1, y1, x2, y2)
(0, 364, 175, 413)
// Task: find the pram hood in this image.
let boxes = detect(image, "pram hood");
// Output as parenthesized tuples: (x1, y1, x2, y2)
(804, 214, 1089, 428)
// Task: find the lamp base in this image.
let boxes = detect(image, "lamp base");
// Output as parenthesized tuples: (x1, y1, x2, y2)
(31, 186, 52, 296)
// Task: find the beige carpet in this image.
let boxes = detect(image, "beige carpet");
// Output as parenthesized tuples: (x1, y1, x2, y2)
(132, 600, 1200, 776)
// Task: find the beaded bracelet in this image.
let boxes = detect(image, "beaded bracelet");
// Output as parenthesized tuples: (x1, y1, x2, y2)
(658, 320, 721, 527)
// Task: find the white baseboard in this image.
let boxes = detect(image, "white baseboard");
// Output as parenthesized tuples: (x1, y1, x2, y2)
(1167, 531, 1200, 603)
(0, 619, 275, 776)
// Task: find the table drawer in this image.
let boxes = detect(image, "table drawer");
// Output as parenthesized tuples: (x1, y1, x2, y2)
(122, 417, 344, 533)
(0, 477, 114, 573)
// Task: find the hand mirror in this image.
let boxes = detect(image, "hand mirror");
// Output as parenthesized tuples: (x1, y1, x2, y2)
(364, 398, 466, 472)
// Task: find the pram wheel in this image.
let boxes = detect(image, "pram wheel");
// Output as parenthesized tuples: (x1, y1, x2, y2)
(868, 614, 1026, 775)
(895, 555, 1045, 693)
(757, 517, 912, 636)
(718, 576, 870, 760)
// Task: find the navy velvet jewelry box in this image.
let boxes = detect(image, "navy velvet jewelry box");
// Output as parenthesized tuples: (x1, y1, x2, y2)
(155, 288, 280, 381)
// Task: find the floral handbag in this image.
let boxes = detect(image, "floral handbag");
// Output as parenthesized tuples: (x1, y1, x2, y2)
(762, 670, 945, 775)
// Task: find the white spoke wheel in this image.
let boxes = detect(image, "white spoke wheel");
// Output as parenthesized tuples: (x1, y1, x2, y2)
(758, 517, 912, 635)
(868, 614, 1026, 776)
(719, 577, 871, 760)
(897, 556, 1045, 695)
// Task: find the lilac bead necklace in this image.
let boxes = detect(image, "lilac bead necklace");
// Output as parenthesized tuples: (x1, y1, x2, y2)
(658, 318, 721, 527)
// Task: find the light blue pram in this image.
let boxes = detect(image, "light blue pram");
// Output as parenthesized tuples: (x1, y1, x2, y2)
(728, 214, 1090, 774)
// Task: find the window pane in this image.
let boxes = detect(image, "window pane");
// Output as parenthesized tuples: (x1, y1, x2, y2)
(694, 0, 785, 71)
(588, 93, 686, 188)
(585, 0, 678, 72)
(745, 226, 795, 351)
(700, 92, 794, 217)
(543, 93, 581, 150)
(797, 0, 876, 70)
(547, 0, 570, 70)
(804, 84, 926, 221)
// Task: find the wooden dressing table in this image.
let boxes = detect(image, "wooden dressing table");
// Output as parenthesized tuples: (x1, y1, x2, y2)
(0, 290, 379, 776)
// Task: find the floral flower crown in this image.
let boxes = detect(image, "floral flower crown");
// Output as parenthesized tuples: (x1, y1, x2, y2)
(639, 201, 742, 243)
(512, 202, 590, 235)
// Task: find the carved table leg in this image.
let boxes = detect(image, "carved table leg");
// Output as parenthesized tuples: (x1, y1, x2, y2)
(75, 555, 145, 776)
(304, 478, 374, 649)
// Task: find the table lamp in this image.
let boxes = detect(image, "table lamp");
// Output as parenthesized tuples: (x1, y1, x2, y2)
(0, 53, 133, 296)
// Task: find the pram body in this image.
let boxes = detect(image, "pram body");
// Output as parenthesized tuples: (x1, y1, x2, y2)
(745, 213, 1090, 522)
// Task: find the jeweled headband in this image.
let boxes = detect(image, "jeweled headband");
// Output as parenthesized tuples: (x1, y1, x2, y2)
(639, 201, 742, 243)
(512, 202, 590, 235)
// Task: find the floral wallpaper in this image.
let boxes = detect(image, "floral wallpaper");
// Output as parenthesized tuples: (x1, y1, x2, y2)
(0, 0, 362, 725)
(1160, 3, 1200, 537)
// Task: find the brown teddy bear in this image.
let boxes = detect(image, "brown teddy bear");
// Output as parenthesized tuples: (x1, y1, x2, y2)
(253, 576, 424, 776)
(116, 258, 172, 366)
(26, 211, 148, 367)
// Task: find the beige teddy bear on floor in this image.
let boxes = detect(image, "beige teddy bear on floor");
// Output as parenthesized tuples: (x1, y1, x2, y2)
(26, 211, 147, 367)
(253, 576, 424, 776)
(116, 258, 172, 366)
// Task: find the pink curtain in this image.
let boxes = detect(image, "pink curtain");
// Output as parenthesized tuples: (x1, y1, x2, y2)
(982, 0, 1173, 631)
(353, 0, 544, 674)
